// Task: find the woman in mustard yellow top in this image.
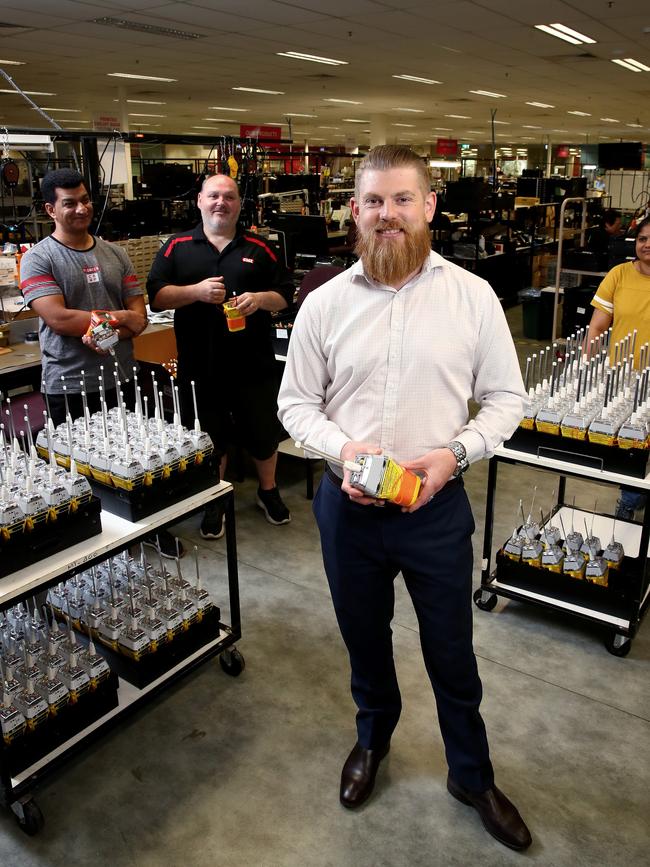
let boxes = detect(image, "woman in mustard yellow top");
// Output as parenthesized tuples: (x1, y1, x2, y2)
(587, 216, 650, 518)
(588, 216, 650, 364)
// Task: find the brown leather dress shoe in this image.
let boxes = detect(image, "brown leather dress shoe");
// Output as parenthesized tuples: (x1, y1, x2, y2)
(340, 741, 390, 809)
(447, 775, 532, 851)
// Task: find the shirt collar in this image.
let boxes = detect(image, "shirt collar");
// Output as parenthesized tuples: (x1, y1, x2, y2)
(192, 222, 243, 244)
(351, 250, 446, 287)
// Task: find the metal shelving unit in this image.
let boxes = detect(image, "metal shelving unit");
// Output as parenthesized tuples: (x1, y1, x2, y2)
(0, 481, 242, 835)
(476, 443, 650, 657)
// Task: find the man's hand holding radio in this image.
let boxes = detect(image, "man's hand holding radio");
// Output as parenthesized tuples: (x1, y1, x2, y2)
(341, 440, 382, 505)
(401, 448, 458, 513)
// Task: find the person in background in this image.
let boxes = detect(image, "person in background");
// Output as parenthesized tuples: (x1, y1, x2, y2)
(20, 168, 147, 425)
(587, 215, 650, 519)
(278, 145, 531, 852)
(586, 208, 623, 255)
(147, 174, 294, 539)
(19, 168, 187, 557)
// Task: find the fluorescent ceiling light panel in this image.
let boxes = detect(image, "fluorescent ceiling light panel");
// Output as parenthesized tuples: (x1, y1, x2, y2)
(469, 90, 506, 98)
(192, 126, 220, 130)
(323, 98, 362, 104)
(277, 51, 347, 66)
(128, 112, 166, 117)
(233, 87, 284, 94)
(392, 123, 415, 127)
(433, 127, 453, 131)
(342, 118, 369, 123)
(568, 110, 591, 116)
(0, 59, 25, 66)
(37, 107, 81, 112)
(0, 89, 54, 96)
(522, 125, 541, 129)
(600, 117, 619, 122)
(535, 23, 596, 44)
(209, 106, 248, 112)
(612, 58, 650, 72)
(492, 120, 510, 125)
(626, 123, 643, 128)
(526, 101, 555, 108)
(204, 117, 238, 122)
(393, 75, 441, 84)
(395, 107, 424, 112)
(318, 125, 339, 129)
(126, 99, 166, 105)
(284, 113, 317, 117)
(445, 114, 470, 119)
(108, 73, 177, 82)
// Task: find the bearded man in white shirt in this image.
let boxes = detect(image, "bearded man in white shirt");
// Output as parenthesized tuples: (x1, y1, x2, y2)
(278, 145, 530, 852)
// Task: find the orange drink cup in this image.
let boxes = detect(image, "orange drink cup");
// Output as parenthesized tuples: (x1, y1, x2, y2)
(223, 300, 246, 332)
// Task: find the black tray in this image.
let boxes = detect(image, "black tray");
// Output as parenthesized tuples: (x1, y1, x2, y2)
(89, 454, 220, 521)
(504, 427, 648, 478)
(1, 673, 119, 777)
(0, 497, 102, 580)
(494, 550, 639, 620)
(82, 605, 222, 688)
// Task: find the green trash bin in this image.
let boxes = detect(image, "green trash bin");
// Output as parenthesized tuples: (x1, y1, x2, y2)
(519, 288, 553, 340)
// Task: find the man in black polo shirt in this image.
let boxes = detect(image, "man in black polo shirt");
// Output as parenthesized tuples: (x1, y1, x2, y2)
(147, 174, 294, 536)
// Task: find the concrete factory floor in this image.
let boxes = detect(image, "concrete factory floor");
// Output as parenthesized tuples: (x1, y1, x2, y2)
(1, 306, 648, 867)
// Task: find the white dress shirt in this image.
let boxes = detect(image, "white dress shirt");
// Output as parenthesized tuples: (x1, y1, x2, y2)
(278, 251, 525, 468)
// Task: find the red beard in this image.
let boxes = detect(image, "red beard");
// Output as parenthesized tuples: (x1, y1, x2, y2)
(354, 218, 432, 286)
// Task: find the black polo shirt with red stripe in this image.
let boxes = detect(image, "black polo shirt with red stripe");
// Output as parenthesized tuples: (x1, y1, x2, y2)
(147, 223, 294, 378)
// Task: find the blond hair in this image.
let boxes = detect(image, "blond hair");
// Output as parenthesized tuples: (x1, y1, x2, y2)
(354, 145, 430, 199)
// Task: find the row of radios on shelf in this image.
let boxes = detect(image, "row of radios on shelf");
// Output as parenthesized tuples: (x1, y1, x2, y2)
(1, 540, 215, 743)
(0, 367, 214, 535)
(521, 327, 650, 448)
(500, 490, 624, 589)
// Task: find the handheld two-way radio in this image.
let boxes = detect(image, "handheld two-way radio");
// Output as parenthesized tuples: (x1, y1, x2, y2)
(295, 441, 421, 508)
(85, 310, 119, 354)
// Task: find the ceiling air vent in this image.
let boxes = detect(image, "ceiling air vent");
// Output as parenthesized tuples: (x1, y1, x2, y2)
(92, 17, 205, 40)
(547, 52, 599, 62)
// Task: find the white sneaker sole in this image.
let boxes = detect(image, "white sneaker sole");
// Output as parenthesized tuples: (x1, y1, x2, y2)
(256, 496, 291, 525)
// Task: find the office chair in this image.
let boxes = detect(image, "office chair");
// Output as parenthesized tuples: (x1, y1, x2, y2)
(328, 222, 357, 265)
(296, 264, 344, 308)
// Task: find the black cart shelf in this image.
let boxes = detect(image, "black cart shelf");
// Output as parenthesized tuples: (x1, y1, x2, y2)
(0, 481, 243, 836)
(476, 443, 650, 657)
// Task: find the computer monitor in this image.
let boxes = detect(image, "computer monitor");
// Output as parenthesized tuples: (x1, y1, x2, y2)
(268, 214, 330, 267)
(266, 229, 288, 269)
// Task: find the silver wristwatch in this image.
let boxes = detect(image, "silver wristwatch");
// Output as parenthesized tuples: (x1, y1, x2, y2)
(447, 441, 469, 477)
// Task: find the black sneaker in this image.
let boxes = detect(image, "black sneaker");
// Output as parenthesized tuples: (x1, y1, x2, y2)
(256, 486, 291, 525)
(615, 498, 635, 521)
(200, 500, 226, 539)
(144, 529, 185, 559)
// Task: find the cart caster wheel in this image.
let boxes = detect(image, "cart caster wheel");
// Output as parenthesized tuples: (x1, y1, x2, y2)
(605, 633, 632, 657)
(473, 588, 498, 612)
(219, 647, 245, 677)
(12, 798, 44, 836)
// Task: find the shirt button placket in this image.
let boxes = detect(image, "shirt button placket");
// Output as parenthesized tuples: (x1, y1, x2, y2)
(381, 293, 404, 452)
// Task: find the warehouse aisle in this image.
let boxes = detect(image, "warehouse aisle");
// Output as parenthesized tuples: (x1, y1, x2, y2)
(1, 313, 648, 866)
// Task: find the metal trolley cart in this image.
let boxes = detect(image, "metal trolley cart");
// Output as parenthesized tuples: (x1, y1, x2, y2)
(475, 443, 650, 657)
(0, 482, 243, 835)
